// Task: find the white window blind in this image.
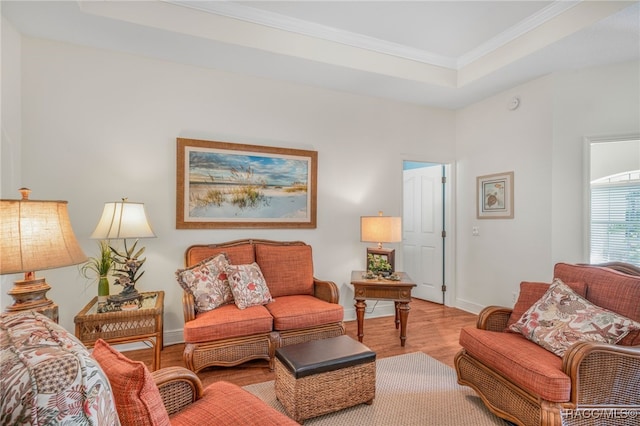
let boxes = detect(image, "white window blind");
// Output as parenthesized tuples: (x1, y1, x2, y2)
(590, 175, 640, 266)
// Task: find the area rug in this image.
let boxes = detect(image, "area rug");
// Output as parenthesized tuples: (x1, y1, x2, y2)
(244, 351, 508, 425)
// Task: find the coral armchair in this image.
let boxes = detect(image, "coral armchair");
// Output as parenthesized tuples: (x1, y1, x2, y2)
(455, 262, 640, 426)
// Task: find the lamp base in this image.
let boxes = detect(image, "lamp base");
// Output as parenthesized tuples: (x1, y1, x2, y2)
(5, 277, 59, 323)
(107, 291, 141, 304)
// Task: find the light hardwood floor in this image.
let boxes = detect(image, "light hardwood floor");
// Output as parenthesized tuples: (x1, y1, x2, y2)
(124, 299, 478, 389)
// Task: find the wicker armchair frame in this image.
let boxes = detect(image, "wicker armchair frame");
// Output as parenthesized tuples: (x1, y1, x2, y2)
(456, 298, 640, 426)
(153, 366, 204, 416)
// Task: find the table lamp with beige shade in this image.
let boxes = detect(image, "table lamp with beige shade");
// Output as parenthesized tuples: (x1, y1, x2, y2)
(360, 211, 402, 273)
(0, 188, 87, 322)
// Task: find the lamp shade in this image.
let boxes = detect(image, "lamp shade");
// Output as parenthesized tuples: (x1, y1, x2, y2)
(361, 212, 402, 245)
(0, 193, 87, 275)
(91, 200, 156, 240)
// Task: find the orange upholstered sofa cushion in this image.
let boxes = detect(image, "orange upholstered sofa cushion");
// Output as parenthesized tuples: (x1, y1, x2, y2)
(92, 339, 170, 426)
(170, 381, 298, 426)
(186, 244, 255, 266)
(554, 262, 640, 345)
(255, 244, 314, 297)
(266, 295, 345, 331)
(459, 327, 571, 402)
(183, 304, 273, 342)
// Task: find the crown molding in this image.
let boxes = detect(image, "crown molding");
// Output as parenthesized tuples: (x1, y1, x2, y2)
(457, 1, 581, 68)
(168, 0, 582, 71)
(168, 0, 457, 69)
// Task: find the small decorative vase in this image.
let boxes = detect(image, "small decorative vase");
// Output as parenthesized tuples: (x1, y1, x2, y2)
(98, 276, 109, 303)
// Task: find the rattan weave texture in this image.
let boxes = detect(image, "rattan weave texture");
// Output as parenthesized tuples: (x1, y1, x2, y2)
(275, 357, 375, 423)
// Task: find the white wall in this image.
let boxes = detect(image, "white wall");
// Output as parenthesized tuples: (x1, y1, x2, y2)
(3, 32, 638, 343)
(456, 76, 554, 311)
(455, 60, 640, 313)
(1, 18, 22, 302)
(552, 62, 640, 262)
(5, 37, 455, 341)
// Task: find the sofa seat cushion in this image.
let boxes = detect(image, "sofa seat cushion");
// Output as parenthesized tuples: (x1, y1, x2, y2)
(170, 381, 298, 426)
(266, 295, 344, 331)
(255, 244, 314, 297)
(459, 326, 570, 402)
(184, 304, 273, 343)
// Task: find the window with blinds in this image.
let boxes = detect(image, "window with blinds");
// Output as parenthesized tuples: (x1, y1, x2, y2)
(590, 171, 640, 266)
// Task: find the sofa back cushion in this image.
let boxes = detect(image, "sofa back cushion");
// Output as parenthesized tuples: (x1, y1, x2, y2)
(0, 312, 120, 426)
(554, 262, 640, 345)
(255, 243, 314, 297)
(92, 339, 170, 426)
(506, 281, 587, 329)
(186, 243, 255, 267)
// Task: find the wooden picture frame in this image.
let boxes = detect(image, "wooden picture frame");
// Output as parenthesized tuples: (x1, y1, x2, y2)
(476, 171, 514, 219)
(177, 138, 317, 229)
(366, 247, 396, 273)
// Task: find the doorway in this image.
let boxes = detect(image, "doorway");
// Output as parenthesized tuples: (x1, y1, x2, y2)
(402, 161, 446, 303)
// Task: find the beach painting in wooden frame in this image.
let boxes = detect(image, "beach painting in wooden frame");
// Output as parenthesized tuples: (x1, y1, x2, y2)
(177, 138, 317, 229)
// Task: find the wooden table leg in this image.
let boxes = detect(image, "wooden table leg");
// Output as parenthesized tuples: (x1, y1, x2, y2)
(355, 299, 366, 342)
(394, 301, 400, 329)
(397, 301, 411, 347)
(153, 340, 161, 371)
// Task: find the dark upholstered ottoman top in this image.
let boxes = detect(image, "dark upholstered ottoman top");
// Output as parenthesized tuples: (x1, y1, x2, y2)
(275, 335, 376, 378)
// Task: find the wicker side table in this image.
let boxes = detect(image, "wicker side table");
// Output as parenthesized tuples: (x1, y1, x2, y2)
(74, 291, 164, 370)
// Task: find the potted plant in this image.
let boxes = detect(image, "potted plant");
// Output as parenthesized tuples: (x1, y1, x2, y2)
(81, 240, 113, 302)
(367, 253, 392, 277)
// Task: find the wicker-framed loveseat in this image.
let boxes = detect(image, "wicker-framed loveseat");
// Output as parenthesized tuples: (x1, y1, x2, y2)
(180, 239, 345, 373)
(455, 262, 640, 426)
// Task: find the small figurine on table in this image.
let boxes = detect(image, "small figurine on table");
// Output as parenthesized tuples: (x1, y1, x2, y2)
(108, 241, 146, 303)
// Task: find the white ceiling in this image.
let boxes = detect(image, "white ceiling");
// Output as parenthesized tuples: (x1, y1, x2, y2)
(3, 1, 639, 109)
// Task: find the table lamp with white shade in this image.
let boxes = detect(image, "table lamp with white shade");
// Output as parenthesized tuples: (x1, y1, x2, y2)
(91, 198, 156, 303)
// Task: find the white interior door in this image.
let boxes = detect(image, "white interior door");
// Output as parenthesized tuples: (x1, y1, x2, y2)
(402, 163, 444, 303)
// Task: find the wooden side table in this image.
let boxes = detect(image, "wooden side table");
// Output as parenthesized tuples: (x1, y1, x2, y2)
(74, 291, 164, 370)
(350, 271, 416, 347)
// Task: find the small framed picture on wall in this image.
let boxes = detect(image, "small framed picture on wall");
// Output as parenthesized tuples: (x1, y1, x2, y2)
(477, 171, 514, 219)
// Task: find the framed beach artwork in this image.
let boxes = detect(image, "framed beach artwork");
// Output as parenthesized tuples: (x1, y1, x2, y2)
(176, 138, 317, 229)
(476, 171, 514, 219)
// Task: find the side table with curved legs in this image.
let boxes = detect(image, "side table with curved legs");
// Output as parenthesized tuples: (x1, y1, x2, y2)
(350, 271, 416, 347)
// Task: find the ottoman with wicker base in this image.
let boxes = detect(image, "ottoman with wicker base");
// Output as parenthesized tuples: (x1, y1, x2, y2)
(274, 335, 376, 424)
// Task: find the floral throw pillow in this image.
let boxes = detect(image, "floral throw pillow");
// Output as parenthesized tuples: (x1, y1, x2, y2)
(509, 278, 640, 357)
(175, 253, 233, 313)
(225, 262, 273, 310)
